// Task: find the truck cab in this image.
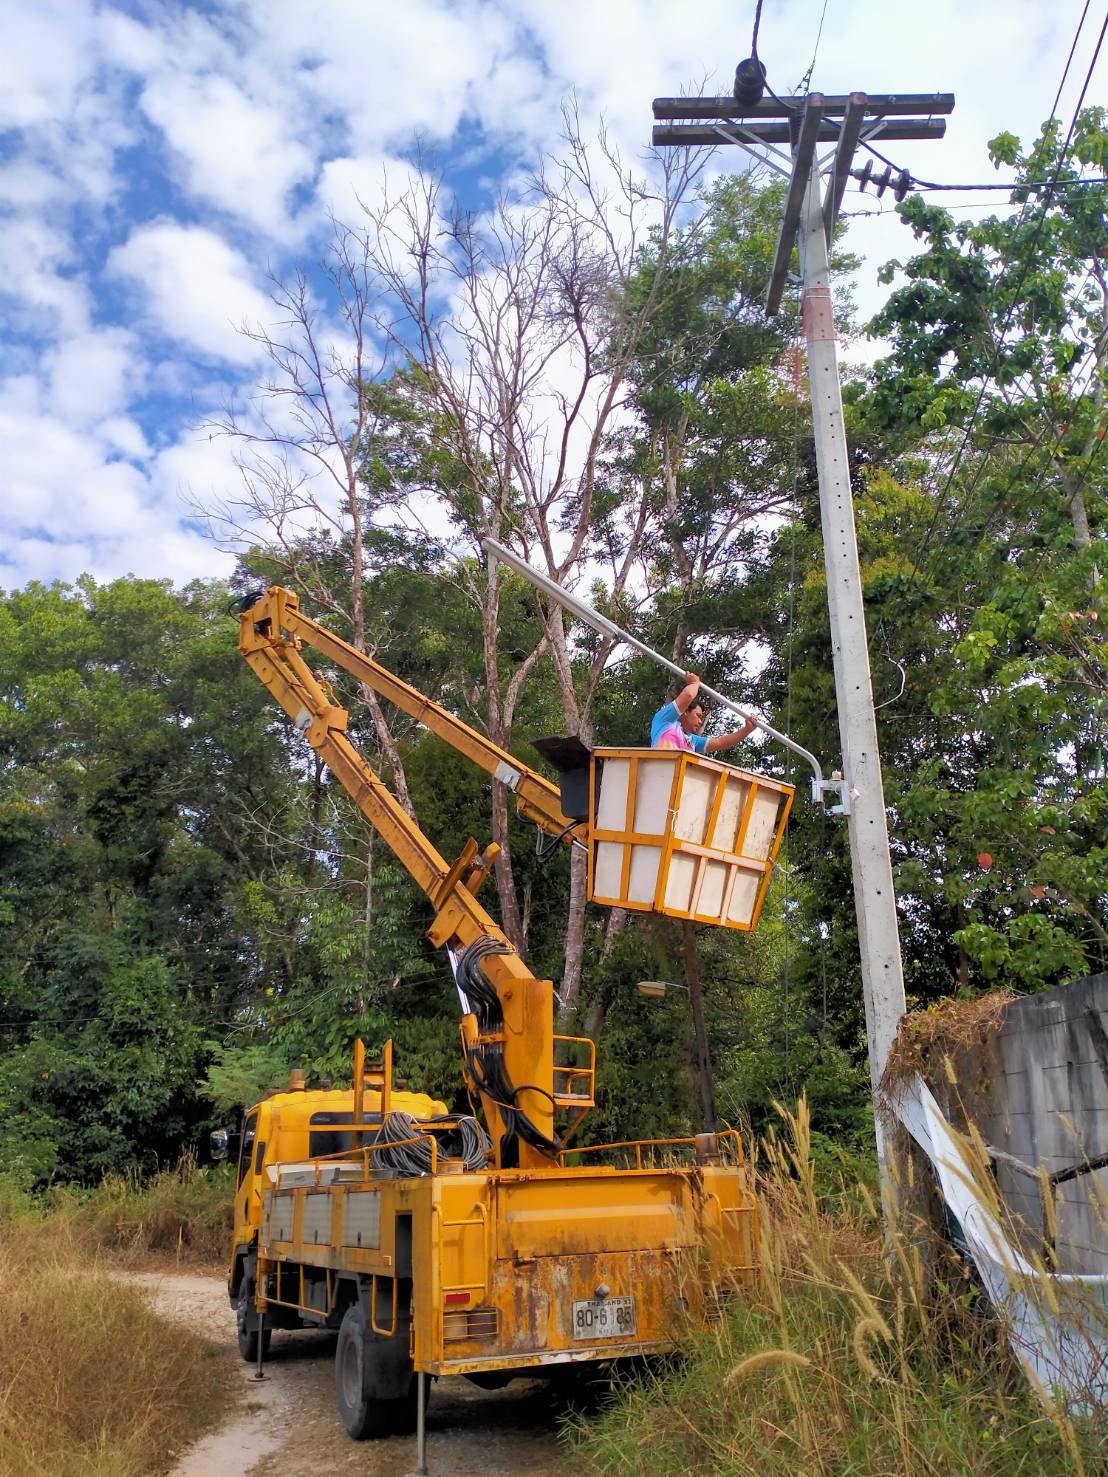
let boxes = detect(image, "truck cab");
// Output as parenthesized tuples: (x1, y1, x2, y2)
(218, 1063, 447, 1360)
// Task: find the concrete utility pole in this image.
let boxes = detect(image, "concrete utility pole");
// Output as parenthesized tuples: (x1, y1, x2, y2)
(653, 89, 954, 1187)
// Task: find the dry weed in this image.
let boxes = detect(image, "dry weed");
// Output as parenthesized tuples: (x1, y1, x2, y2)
(0, 1219, 228, 1476)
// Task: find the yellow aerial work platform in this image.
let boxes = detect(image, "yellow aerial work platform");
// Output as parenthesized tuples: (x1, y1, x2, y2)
(254, 1102, 757, 1377)
(589, 748, 792, 930)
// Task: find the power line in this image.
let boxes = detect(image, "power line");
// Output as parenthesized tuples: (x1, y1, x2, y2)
(865, 0, 1092, 193)
(912, 176, 1105, 193)
(1049, 1, 1094, 120)
(843, 177, 1105, 220)
(797, 0, 831, 95)
(909, 7, 1107, 578)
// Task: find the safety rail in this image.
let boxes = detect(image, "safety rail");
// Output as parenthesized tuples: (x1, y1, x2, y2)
(370, 1271, 399, 1336)
(552, 1034, 596, 1104)
(559, 1128, 745, 1170)
(265, 1261, 336, 1319)
(269, 1131, 440, 1189)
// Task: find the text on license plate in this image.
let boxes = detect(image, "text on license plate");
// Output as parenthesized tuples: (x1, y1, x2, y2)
(572, 1295, 637, 1341)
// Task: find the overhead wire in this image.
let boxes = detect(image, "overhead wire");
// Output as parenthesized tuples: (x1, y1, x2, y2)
(907, 6, 1107, 582)
(859, 0, 1093, 192)
(797, 0, 831, 95)
(750, 0, 765, 57)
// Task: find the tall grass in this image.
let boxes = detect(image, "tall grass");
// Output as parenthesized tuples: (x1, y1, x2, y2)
(40, 1156, 233, 1268)
(0, 1217, 227, 1477)
(566, 1100, 1108, 1475)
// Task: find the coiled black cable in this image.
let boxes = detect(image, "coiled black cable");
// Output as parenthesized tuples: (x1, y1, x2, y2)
(430, 1113, 492, 1171)
(370, 1110, 492, 1175)
(455, 936, 562, 1167)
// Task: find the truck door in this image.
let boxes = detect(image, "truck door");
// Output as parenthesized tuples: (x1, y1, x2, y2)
(233, 1109, 261, 1247)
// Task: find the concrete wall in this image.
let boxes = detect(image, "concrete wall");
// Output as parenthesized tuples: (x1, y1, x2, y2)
(931, 972, 1108, 1276)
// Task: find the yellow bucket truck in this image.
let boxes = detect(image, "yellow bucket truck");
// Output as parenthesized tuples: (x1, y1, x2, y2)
(221, 586, 791, 1464)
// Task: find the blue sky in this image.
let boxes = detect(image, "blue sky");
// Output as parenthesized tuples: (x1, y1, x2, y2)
(0, 0, 1101, 592)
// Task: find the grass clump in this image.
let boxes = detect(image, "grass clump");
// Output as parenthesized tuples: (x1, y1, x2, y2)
(0, 1217, 227, 1476)
(566, 1099, 1108, 1476)
(47, 1155, 233, 1268)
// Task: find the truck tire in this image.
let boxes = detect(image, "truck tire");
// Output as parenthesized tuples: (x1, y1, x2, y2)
(335, 1304, 418, 1439)
(236, 1280, 272, 1363)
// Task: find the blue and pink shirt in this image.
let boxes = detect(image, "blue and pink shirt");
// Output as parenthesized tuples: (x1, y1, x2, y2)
(650, 701, 708, 753)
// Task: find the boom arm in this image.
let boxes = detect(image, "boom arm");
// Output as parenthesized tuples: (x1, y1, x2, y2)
(238, 586, 585, 1171)
(247, 586, 581, 844)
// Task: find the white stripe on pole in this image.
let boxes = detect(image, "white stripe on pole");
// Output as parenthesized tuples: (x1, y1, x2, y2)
(481, 538, 823, 786)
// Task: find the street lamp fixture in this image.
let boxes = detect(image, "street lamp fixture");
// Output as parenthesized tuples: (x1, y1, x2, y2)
(635, 980, 690, 1001)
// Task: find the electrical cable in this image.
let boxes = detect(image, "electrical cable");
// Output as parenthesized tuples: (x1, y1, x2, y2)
(858, 0, 1093, 194)
(228, 589, 267, 616)
(370, 1109, 492, 1175)
(535, 817, 579, 862)
(454, 936, 562, 1166)
(879, 174, 1105, 194)
(797, 0, 831, 96)
(909, 8, 1107, 580)
(750, 0, 764, 56)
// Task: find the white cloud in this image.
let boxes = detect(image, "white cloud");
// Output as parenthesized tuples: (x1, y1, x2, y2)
(0, 0, 1103, 597)
(0, 217, 89, 335)
(0, 371, 233, 589)
(253, 0, 509, 147)
(0, 161, 67, 210)
(315, 155, 414, 223)
(106, 222, 274, 366)
(139, 72, 316, 239)
(98, 416, 150, 462)
(96, 9, 167, 73)
(0, 0, 98, 130)
(45, 328, 139, 426)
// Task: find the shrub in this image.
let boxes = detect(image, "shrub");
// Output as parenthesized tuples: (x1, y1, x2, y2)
(46, 1155, 233, 1268)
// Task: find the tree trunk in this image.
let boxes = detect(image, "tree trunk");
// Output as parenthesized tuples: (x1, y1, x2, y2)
(581, 909, 628, 1039)
(481, 564, 525, 950)
(560, 849, 589, 1019)
(683, 921, 718, 1132)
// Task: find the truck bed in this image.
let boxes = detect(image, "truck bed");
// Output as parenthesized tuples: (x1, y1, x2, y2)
(258, 1156, 757, 1374)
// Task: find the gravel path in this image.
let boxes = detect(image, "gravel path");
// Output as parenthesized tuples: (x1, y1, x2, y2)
(123, 1271, 570, 1477)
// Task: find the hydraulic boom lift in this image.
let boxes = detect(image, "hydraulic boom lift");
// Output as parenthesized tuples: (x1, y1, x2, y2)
(227, 585, 792, 1464)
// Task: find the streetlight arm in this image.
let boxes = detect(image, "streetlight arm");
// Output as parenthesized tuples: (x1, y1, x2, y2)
(482, 538, 826, 790)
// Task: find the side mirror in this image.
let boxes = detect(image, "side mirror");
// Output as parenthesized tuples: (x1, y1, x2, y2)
(210, 1128, 230, 1162)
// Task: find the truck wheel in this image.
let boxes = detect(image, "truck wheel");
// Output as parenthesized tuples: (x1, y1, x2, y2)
(236, 1280, 272, 1363)
(335, 1304, 418, 1439)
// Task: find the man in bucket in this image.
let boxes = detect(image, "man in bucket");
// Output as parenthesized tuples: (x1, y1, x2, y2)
(650, 671, 755, 756)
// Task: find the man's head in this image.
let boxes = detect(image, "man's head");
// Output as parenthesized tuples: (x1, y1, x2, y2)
(680, 697, 705, 734)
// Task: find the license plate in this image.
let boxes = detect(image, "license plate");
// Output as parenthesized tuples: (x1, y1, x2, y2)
(572, 1295, 637, 1341)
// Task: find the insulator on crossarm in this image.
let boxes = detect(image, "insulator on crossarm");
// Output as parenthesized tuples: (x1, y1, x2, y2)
(733, 56, 767, 109)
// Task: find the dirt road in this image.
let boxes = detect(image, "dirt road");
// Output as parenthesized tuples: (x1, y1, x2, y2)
(125, 1271, 570, 1477)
